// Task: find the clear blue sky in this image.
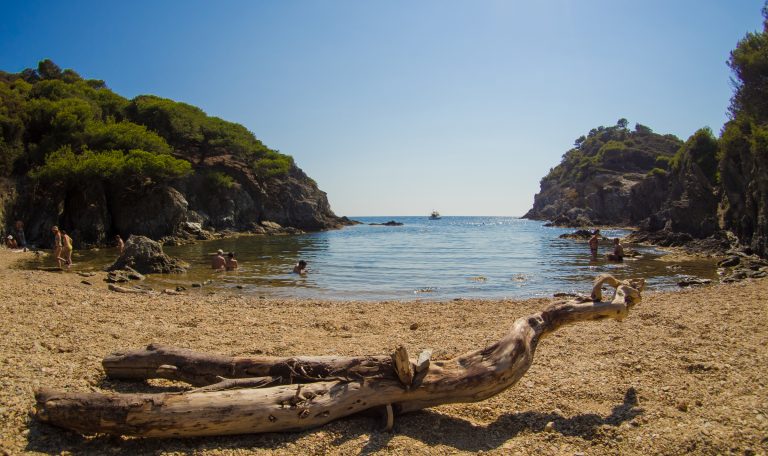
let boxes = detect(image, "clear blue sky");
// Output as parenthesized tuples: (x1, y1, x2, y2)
(1, 1, 764, 216)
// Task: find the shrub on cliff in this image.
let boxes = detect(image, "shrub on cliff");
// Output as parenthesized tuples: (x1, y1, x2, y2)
(126, 95, 293, 177)
(539, 122, 681, 187)
(84, 121, 171, 156)
(31, 146, 191, 183)
(670, 127, 719, 185)
(202, 170, 236, 189)
(0, 60, 295, 181)
(253, 151, 294, 177)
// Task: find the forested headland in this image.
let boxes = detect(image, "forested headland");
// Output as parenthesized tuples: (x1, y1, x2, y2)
(0, 60, 348, 248)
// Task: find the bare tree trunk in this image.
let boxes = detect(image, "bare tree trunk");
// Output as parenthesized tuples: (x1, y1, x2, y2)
(35, 274, 644, 438)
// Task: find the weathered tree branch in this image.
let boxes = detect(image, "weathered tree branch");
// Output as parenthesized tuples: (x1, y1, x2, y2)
(101, 344, 395, 386)
(35, 274, 644, 438)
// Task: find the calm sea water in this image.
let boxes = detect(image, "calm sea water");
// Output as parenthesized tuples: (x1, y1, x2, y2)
(23, 217, 718, 301)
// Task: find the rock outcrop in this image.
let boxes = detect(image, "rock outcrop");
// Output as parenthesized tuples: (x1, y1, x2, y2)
(9, 159, 348, 248)
(107, 236, 188, 274)
(525, 123, 744, 256)
(189, 155, 346, 232)
(524, 123, 682, 227)
(719, 122, 768, 258)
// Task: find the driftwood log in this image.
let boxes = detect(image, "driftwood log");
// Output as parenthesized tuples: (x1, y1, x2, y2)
(35, 274, 644, 438)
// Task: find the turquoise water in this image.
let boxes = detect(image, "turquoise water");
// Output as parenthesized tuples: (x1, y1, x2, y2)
(25, 217, 718, 300)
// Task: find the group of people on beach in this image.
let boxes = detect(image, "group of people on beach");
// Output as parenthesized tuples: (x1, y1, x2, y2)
(4, 220, 128, 270)
(7, 219, 312, 277)
(588, 229, 624, 261)
(50, 226, 73, 269)
(51, 229, 125, 269)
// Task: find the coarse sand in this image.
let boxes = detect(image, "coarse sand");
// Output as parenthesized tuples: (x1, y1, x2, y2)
(0, 249, 766, 455)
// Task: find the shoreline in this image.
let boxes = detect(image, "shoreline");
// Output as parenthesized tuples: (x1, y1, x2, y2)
(10, 221, 726, 304)
(0, 248, 766, 454)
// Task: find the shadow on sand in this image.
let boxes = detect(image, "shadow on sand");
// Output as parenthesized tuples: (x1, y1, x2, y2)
(25, 388, 642, 455)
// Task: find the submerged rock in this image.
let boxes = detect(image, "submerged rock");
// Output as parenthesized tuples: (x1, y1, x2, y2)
(107, 235, 188, 274)
(677, 278, 712, 287)
(369, 220, 403, 226)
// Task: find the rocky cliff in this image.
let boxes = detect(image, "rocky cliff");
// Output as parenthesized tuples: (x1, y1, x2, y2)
(525, 121, 759, 256)
(525, 122, 728, 250)
(6, 160, 346, 248)
(718, 120, 768, 257)
(524, 122, 684, 227)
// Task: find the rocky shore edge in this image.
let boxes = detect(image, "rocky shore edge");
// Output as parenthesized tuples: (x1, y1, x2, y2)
(554, 223, 768, 287)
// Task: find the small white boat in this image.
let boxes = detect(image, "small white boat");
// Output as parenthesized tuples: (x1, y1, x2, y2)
(429, 211, 441, 220)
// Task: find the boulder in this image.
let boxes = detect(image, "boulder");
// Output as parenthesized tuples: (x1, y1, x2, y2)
(105, 271, 130, 283)
(718, 256, 741, 268)
(558, 229, 594, 240)
(179, 222, 213, 240)
(260, 221, 283, 231)
(626, 230, 693, 248)
(107, 235, 188, 274)
(677, 277, 712, 287)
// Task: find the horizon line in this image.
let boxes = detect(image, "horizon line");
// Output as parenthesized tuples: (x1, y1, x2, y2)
(342, 214, 525, 218)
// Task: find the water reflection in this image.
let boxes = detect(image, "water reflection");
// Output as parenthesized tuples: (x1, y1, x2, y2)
(15, 217, 718, 301)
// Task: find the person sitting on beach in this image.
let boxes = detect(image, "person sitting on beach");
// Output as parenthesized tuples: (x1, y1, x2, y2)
(51, 226, 63, 268)
(211, 249, 226, 270)
(293, 260, 307, 274)
(588, 229, 600, 257)
(13, 220, 26, 250)
(115, 234, 125, 254)
(5, 235, 17, 249)
(225, 252, 238, 271)
(606, 238, 625, 262)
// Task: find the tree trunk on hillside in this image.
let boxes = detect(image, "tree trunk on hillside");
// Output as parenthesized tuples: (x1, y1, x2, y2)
(34, 274, 645, 438)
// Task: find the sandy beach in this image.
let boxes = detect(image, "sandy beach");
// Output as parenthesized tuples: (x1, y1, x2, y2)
(0, 248, 766, 455)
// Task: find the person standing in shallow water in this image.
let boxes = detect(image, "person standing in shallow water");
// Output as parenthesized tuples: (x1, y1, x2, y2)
(225, 252, 238, 271)
(51, 226, 63, 268)
(588, 229, 600, 258)
(293, 260, 307, 274)
(211, 249, 226, 270)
